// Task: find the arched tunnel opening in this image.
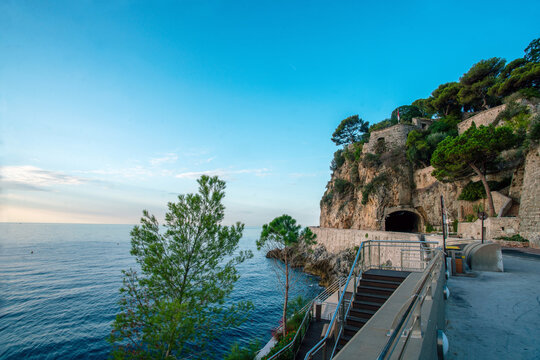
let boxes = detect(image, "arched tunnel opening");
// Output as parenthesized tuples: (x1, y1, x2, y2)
(385, 211, 420, 233)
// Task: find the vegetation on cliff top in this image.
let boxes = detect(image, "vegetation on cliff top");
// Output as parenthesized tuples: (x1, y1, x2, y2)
(322, 37, 539, 213)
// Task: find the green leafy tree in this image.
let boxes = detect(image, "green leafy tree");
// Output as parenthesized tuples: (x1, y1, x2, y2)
(256, 215, 316, 337)
(331, 115, 370, 146)
(109, 176, 253, 359)
(431, 124, 517, 216)
(489, 61, 540, 98)
(458, 58, 506, 111)
(525, 37, 540, 63)
(390, 105, 423, 123)
(429, 82, 463, 117)
(412, 98, 435, 118)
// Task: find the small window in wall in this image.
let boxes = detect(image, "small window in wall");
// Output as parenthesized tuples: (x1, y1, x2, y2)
(421, 123, 427, 129)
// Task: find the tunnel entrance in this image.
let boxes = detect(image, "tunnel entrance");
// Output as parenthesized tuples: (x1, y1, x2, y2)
(385, 211, 419, 233)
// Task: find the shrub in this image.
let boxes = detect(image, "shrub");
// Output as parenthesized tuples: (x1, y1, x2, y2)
(334, 179, 354, 197)
(425, 223, 435, 233)
(330, 150, 345, 171)
(320, 191, 334, 207)
(458, 179, 511, 201)
(495, 234, 529, 242)
(452, 219, 459, 233)
(465, 214, 477, 222)
(361, 153, 381, 168)
(529, 115, 540, 141)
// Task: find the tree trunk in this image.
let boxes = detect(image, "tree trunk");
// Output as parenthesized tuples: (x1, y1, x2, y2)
(282, 252, 289, 338)
(469, 163, 496, 216)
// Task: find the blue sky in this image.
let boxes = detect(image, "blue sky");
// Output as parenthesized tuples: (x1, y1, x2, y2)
(1, 0, 539, 225)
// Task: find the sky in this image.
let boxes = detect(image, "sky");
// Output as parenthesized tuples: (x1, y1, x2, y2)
(1, 0, 539, 226)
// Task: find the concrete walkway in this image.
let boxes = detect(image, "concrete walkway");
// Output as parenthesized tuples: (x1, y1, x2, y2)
(446, 253, 540, 359)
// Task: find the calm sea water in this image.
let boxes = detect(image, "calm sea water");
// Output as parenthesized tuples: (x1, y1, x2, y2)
(0, 223, 321, 359)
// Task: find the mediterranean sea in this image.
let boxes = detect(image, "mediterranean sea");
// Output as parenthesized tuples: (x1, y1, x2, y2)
(0, 223, 322, 359)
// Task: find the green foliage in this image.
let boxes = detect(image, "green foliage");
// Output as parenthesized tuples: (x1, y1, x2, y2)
(320, 191, 334, 206)
(431, 124, 517, 181)
(524, 38, 540, 63)
(224, 339, 262, 360)
(361, 174, 388, 205)
(465, 214, 477, 222)
(490, 61, 540, 98)
(452, 219, 459, 233)
(330, 149, 345, 171)
(334, 178, 354, 196)
(495, 234, 529, 243)
(390, 105, 423, 123)
(529, 115, 540, 141)
(425, 223, 435, 233)
(458, 58, 506, 111)
(405, 116, 458, 168)
(109, 176, 253, 360)
(496, 101, 531, 132)
(369, 118, 396, 132)
(412, 98, 435, 118)
(331, 115, 370, 146)
(458, 179, 512, 202)
(458, 181, 486, 201)
(429, 82, 462, 117)
(361, 153, 381, 168)
(431, 124, 517, 216)
(257, 215, 316, 337)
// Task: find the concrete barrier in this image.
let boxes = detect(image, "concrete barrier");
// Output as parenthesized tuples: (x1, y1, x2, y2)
(464, 242, 504, 272)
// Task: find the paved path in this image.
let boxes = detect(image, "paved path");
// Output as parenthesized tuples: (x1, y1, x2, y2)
(446, 253, 540, 359)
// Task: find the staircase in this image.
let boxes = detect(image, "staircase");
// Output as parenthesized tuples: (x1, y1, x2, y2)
(336, 269, 410, 353)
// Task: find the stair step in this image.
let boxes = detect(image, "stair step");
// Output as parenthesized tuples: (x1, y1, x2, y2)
(357, 285, 394, 296)
(363, 270, 410, 282)
(339, 333, 352, 346)
(346, 315, 367, 328)
(344, 324, 361, 336)
(360, 279, 401, 289)
(356, 293, 390, 304)
(353, 300, 382, 311)
(349, 307, 376, 319)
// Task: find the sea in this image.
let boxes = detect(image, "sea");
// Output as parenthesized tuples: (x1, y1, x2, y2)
(0, 223, 322, 359)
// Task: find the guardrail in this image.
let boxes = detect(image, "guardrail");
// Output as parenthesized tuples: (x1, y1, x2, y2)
(304, 240, 439, 360)
(265, 277, 346, 360)
(376, 249, 444, 360)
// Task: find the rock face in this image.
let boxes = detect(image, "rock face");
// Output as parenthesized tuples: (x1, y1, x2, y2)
(320, 105, 538, 239)
(266, 244, 355, 286)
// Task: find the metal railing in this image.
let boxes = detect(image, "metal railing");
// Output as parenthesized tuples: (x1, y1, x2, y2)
(304, 240, 439, 360)
(265, 277, 346, 360)
(377, 249, 444, 360)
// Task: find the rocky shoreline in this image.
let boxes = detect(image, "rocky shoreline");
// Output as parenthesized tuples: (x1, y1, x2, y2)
(265, 244, 355, 287)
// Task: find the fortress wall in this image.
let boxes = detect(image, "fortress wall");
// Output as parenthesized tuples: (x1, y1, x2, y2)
(457, 104, 506, 134)
(519, 146, 540, 247)
(364, 124, 416, 154)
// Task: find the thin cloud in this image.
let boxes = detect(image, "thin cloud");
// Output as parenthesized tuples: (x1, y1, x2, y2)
(150, 153, 178, 166)
(175, 168, 270, 179)
(1, 165, 87, 188)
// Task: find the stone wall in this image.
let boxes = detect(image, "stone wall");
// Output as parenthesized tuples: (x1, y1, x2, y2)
(457, 104, 506, 134)
(458, 217, 520, 240)
(518, 146, 540, 247)
(363, 124, 417, 154)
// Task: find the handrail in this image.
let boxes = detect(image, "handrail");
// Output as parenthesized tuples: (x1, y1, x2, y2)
(303, 241, 365, 359)
(266, 276, 346, 360)
(303, 240, 439, 360)
(376, 249, 444, 360)
(265, 302, 313, 360)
